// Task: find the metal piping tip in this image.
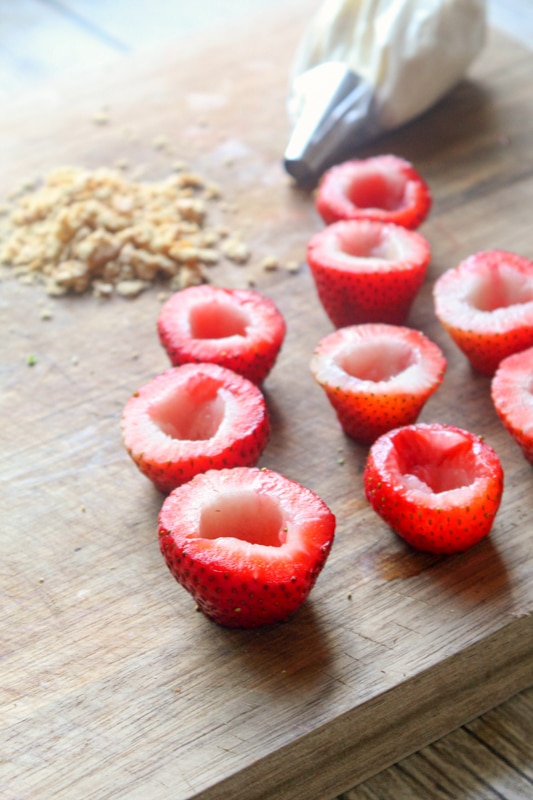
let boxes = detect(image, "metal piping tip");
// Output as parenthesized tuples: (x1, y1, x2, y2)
(284, 62, 374, 185)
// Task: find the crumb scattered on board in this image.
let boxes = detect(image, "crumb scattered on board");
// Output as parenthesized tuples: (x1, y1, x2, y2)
(92, 109, 110, 126)
(0, 165, 262, 299)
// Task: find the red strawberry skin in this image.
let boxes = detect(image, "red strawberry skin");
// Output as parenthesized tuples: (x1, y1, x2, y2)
(310, 324, 446, 444)
(157, 285, 286, 385)
(307, 219, 431, 328)
(364, 423, 504, 554)
(491, 346, 533, 464)
(315, 155, 432, 229)
(121, 363, 270, 493)
(434, 250, 533, 376)
(158, 467, 336, 628)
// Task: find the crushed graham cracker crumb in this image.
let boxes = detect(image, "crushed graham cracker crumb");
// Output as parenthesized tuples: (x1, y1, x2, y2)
(0, 165, 254, 298)
(261, 255, 279, 272)
(92, 110, 110, 125)
(219, 236, 250, 264)
(153, 135, 170, 151)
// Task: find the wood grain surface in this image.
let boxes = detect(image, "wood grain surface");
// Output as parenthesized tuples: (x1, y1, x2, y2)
(345, 686, 533, 799)
(1, 2, 532, 799)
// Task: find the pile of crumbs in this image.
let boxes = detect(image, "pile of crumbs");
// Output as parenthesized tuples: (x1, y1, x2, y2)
(0, 165, 252, 298)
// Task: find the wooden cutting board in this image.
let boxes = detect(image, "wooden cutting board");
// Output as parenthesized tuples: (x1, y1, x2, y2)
(1, 2, 532, 798)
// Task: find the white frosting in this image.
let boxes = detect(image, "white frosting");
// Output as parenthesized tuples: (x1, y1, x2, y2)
(290, 0, 486, 131)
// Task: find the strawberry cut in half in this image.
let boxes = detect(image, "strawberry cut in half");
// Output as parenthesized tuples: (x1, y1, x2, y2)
(158, 467, 336, 628)
(157, 285, 286, 385)
(364, 423, 504, 554)
(121, 363, 270, 493)
(491, 345, 533, 464)
(310, 324, 446, 445)
(433, 249, 533, 376)
(315, 155, 432, 229)
(306, 219, 431, 327)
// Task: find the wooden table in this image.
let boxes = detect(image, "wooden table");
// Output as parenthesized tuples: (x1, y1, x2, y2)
(1, 2, 532, 798)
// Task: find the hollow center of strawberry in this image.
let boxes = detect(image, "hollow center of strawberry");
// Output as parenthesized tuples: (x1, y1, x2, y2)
(334, 225, 404, 263)
(346, 169, 406, 211)
(393, 428, 477, 494)
(336, 339, 415, 382)
(198, 490, 286, 546)
(189, 302, 248, 339)
(149, 378, 225, 441)
(468, 266, 533, 312)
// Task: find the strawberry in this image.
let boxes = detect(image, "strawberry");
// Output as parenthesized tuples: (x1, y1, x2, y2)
(315, 155, 432, 229)
(491, 346, 533, 464)
(364, 422, 504, 554)
(306, 219, 431, 327)
(158, 467, 336, 628)
(310, 324, 446, 444)
(157, 285, 286, 386)
(121, 363, 270, 493)
(433, 249, 533, 376)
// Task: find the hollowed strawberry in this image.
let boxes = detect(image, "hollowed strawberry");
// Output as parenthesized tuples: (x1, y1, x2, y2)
(315, 155, 432, 229)
(433, 249, 533, 376)
(157, 285, 286, 385)
(121, 363, 270, 493)
(306, 219, 431, 327)
(158, 467, 336, 627)
(364, 423, 504, 554)
(491, 345, 533, 464)
(310, 324, 446, 444)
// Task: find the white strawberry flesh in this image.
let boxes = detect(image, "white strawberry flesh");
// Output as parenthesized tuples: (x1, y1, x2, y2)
(121, 363, 270, 493)
(310, 324, 446, 443)
(320, 220, 426, 272)
(158, 467, 336, 627)
(157, 285, 286, 385)
(364, 422, 504, 554)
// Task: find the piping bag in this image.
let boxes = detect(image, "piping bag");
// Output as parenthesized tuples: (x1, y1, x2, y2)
(284, 0, 487, 185)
